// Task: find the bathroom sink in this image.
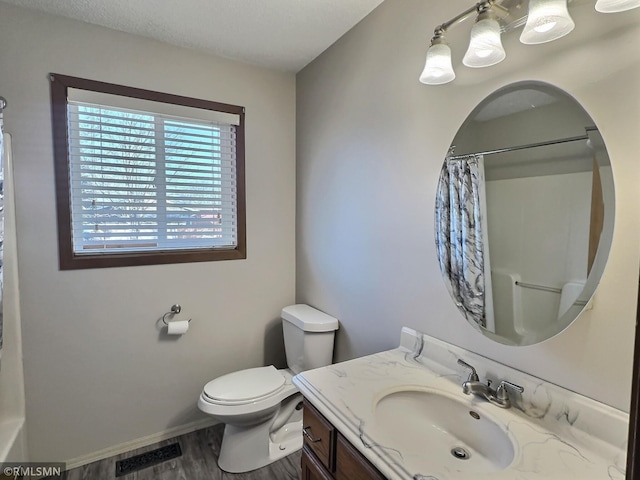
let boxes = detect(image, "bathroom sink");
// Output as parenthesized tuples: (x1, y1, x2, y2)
(372, 387, 515, 474)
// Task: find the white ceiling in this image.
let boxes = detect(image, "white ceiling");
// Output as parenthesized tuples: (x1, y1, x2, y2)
(1, 0, 386, 72)
(474, 89, 559, 122)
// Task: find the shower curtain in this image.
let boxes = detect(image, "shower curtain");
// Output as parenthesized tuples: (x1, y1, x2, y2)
(435, 154, 490, 328)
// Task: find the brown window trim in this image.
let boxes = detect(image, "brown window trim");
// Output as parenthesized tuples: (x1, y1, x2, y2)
(49, 73, 246, 270)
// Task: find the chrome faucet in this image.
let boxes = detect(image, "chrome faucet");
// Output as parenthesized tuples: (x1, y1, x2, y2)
(457, 359, 524, 409)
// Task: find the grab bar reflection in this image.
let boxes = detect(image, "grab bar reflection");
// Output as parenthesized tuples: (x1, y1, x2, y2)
(514, 281, 562, 294)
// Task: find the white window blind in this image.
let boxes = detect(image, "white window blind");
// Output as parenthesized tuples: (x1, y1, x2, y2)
(67, 101, 238, 254)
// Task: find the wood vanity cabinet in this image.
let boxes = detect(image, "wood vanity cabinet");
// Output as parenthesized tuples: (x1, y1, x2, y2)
(302, 399, 386, 480)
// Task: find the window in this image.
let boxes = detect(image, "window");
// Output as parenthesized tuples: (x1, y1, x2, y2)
(50, 74, 245, 269)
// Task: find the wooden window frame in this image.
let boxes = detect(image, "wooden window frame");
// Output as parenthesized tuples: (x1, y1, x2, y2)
(50, 73, 246, 270)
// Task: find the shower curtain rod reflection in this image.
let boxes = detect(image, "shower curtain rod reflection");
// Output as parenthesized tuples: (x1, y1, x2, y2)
(448, 126, 597, 160)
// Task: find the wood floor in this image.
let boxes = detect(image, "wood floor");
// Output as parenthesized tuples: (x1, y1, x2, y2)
(61, 424, 301, 480)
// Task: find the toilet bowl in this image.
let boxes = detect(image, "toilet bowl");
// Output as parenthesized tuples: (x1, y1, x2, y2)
(197, 304, 339, 473)
(197, 367, 303, 472)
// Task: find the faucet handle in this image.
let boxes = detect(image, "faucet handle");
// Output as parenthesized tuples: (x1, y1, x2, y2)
(496, 380, 524, 401)
(457, 359, 479, 382)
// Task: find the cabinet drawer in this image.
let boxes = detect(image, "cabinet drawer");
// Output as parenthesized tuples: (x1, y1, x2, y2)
(336, 433, 386, 480)
(301, 444, 334, 480)
(303, 399, 336, 471)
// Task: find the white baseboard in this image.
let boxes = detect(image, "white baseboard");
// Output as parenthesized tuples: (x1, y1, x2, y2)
(64, 417, 219, 470)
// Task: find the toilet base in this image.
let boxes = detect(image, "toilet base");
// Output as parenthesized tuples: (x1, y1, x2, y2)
(217, 394, 303, 473)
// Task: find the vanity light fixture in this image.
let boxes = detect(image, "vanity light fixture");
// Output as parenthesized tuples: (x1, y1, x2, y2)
(595, 0, 640, 12)
(463, 4, 506, 67)
(420, 0, 635, 85)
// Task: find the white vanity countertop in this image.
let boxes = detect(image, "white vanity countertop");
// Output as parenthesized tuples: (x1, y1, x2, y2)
(293, 328, 628, 480)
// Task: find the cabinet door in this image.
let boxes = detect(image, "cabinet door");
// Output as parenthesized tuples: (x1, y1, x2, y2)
(303, 399, 336, 471)
(335, 433, 386, 480)
(302, 445, 334, 480)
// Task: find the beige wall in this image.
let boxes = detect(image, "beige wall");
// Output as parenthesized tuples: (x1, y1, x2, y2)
(0, 3, 296, 462)
(297, 0, 640, 411)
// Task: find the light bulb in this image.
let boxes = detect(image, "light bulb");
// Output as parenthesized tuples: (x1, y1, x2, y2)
(535, 22, 556, 33)
(521, 0, 575, 44)
(419, 40, 456, 85)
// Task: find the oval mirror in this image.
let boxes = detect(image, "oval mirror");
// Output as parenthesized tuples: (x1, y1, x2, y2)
(435, 81, 614, 346)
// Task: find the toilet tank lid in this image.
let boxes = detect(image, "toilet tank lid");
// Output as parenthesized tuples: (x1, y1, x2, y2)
(281, 304, 339, 332)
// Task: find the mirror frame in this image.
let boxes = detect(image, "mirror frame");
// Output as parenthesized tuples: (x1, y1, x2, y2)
(626, 276, 640, 478)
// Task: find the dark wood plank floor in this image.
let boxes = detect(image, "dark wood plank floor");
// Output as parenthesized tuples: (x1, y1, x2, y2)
(61, 424, 301, 480)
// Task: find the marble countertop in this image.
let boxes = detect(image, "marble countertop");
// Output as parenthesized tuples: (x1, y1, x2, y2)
(293, 328, 628, 480)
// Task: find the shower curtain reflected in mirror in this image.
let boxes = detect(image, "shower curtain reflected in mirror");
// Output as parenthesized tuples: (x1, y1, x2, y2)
(435, 154, 493, 329)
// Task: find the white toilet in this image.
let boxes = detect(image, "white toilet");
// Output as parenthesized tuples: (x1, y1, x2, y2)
(197, 304, 339, 473)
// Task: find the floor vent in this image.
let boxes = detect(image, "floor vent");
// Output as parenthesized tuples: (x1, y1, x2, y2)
(115, 442, 182, 477)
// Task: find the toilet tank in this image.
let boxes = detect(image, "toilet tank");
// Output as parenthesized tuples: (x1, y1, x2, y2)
(281, 304, 339, 375)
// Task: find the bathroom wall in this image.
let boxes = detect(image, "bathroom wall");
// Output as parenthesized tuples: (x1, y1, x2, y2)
(0, 3, 296, 463)
(296, 0, 640, 412)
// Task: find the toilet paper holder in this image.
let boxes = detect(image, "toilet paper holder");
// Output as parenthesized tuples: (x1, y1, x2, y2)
(162, 304, 192, 325)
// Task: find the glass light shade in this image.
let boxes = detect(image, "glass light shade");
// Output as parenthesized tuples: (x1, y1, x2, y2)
(419, 42, 456, 85)
(462, 15, 506, 68)
(595, 0, 640, 12)
(520, 0, 575, 44)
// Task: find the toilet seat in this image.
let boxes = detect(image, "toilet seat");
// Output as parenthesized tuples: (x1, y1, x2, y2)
(203, 366, 287, 406)
(198, 367, 299, 419)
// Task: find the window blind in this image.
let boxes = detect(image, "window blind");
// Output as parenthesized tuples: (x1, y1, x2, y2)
(67, 101, 238, 254)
